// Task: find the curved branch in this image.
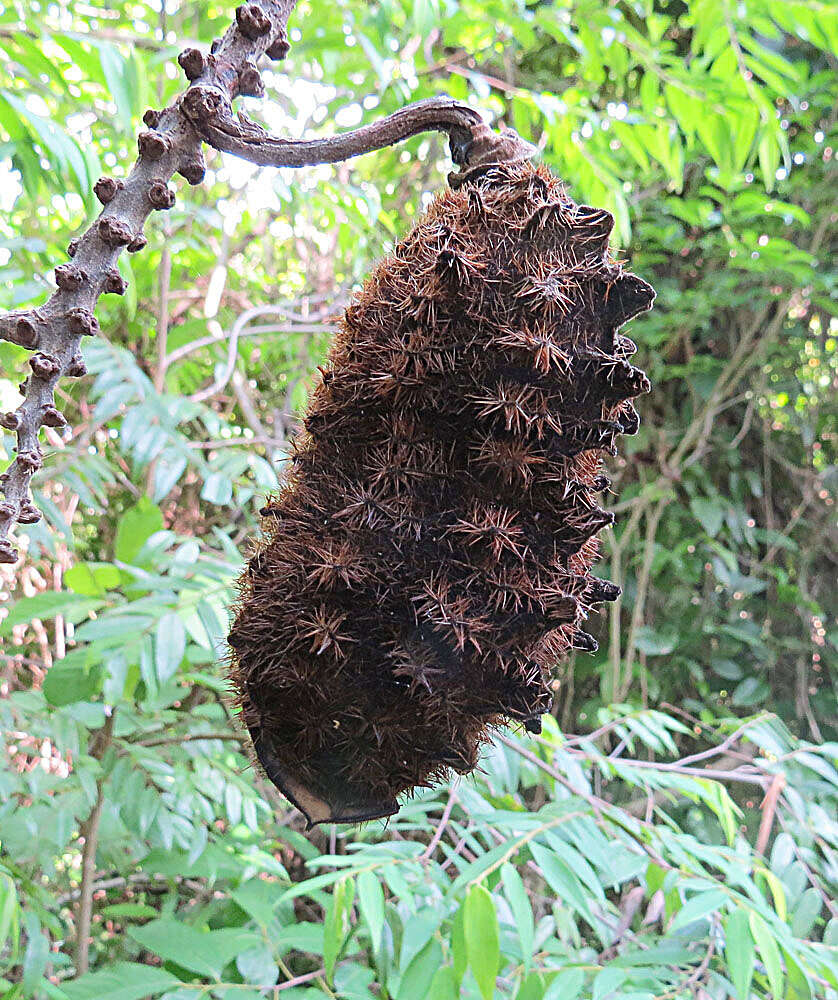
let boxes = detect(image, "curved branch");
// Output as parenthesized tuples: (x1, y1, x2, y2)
(185, 94, 536, 176)
(0, 0, 299, 564)
(0, 1, 536, 565)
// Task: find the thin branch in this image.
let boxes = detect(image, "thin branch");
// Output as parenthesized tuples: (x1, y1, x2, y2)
(421, 786, 458, 862)
(75, 710, 115, 975)
(755, 773, 785, 856)
(186, 95, 534, 175)
(133, 730, 248, 747)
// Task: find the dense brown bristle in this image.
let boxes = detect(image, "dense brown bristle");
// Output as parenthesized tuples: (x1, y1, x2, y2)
(229, 161, 654, 827)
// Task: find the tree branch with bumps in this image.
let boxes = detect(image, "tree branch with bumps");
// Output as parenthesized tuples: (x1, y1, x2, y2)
(0, 0, 535, 564)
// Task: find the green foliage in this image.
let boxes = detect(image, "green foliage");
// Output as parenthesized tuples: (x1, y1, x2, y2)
(0, 0, 836, 997)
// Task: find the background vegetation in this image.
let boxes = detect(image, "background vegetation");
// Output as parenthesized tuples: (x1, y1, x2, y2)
(0, 1, 836, 998)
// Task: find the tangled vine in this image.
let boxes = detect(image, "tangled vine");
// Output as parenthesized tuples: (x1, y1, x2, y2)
(0, 0, 533, 563)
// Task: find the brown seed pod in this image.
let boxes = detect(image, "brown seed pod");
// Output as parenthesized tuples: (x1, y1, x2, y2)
(229, 162, 654, 827)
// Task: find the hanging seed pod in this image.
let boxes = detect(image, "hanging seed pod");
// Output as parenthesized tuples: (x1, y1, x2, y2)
(229, 161, 654, 827)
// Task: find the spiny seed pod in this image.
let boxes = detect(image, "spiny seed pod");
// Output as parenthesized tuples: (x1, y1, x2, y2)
(229, 161, 654, 827)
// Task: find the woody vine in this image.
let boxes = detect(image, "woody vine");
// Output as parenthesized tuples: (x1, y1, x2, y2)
(0, 0, 534, 565)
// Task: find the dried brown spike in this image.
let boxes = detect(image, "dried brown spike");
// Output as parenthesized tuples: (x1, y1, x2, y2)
(127, 234, 147, 254)
(14, 316, 41, 349)
(66, 354, 88, 378)
(178, 155, 206, 186)
(41, 405, 67, 428)
(266, 33, 291, 60)
(17, 502, 42, 525)
(0, 411, 21, 431)
(229, 162, 654, 827)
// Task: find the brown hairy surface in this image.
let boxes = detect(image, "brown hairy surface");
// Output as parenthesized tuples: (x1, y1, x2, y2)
(228, 161, 654, 827)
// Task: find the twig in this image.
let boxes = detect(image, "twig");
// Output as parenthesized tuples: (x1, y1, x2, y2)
(133, 730, 248, 747)
(421, 786, 457, 862)
(75, 710, 116, 975)
(754, 773, 786, 856)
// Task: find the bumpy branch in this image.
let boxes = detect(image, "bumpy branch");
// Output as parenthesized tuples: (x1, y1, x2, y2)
(0, 0, 535, 564)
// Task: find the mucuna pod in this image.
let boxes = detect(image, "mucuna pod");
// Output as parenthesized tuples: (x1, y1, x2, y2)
(229, 160, 654, 827)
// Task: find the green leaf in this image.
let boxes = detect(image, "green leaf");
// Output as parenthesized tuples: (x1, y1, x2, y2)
(114, 497, 164, 565)
(0, 874, 20, 958)
(128, 920, 260, 979)
(451, 899, 467, 986)
(749, 911, 784, 998)
(502, 862, 534, 971)
(516, 971, 545, 1000)
(155, 612, 186, 683)
(357, 869, 385, 952)
(670, 889, 727, 931)
(399, 938, 443, 1000)
(725, 908, 755, 1000)
(101, 903, 158, 921)
(236, 943, 278, 986)
(324, 876, 354, 983)
(65, 562, 122, 596)
(428, 966, 459, 1000)
(61, 963, 180, 1000)
(544, 968, 585, 999)
(464, 885, 500, 1000)
(0, 592, 103, 635)
(690, 497, 725, 537)
(529, 843, 591, 920)
(43, 658, 101, 706)
(21, 911, 48, 996)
